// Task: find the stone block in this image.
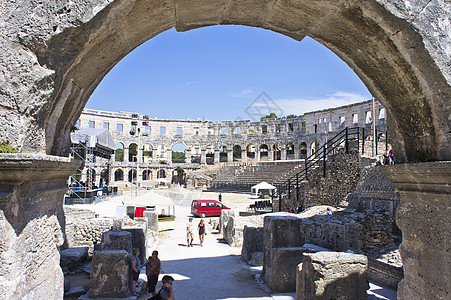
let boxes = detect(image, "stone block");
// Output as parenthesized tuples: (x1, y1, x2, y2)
(223, 214, 235, 246)
(143, 210, 159, 233)
(266, 247, 316, 293)
(100, 230, 132, 253)
(219, 209, 234, 234)
(123, 228, 146, 263)
(297, 252, 368, 300)
(241, 226, 263, 262)
(60, 247, 89, 271)
(89, 250, 131, 298)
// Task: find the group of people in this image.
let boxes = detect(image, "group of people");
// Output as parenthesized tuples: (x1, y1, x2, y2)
(376, 146, 395, 165)
(131, 248, 175, 299)
(186, 217, 207, 247)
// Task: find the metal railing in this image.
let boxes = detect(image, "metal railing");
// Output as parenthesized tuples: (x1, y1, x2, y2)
(276, 127, 364, 211)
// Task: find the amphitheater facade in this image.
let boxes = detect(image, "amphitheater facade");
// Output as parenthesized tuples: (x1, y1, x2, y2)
(76, 100, 387, 185)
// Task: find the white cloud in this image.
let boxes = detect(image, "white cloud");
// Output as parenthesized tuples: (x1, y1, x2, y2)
(271, 92, 368, 116)
(230, 88, 254, 98)
(180, 81, 195, 87)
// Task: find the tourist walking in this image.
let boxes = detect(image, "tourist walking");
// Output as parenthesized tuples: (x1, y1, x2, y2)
(387, 146, 395, 164)
(145, 250, 161, 296)
(198, 219, 207, 246)
(218, 193, 222, 202)
(131, 248, 141, 297)
(186, 217, 194, 247)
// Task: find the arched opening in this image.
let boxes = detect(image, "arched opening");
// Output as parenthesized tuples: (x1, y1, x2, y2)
(206, 145, 214, 165)
(2, 3, 449, 299)
(219, 145, 228, 162)
(273, 144, 281, 161)
(172, 167, 186, 185)
(157, 169, 166, 179)
(260, 144, 269, 161)
(99, 168, 108, 187)
(172, 143, 186, 163)
(286, 143, 295, 160)
(247, 144, 256, 159)
(142, 169, 152, 181)
(310, 141, 319, 156)
(114, 169, 124, 181)
(128, 169, 137, 183)
(115, 142, 124, 162)
(233, 145, 242, 161)
(128, 143, 138, 162)
(300, 142, 308, 159)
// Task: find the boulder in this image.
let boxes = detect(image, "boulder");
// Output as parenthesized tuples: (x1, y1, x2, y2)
(60, 247, 89, 271)
(297, 251, 368, 300)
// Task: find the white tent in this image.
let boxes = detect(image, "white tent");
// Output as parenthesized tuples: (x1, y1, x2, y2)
(251, 181, 276, 196)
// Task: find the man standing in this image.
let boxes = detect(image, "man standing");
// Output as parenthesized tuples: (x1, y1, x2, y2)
(218, 193, 222, 202)
(145, 250, 161, 296)
(186, 217, 194, 247)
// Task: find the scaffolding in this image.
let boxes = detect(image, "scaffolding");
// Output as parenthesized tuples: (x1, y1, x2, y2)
(66, 128, 115, 204)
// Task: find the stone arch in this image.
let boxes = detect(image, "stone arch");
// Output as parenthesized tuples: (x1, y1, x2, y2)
(1, 2, 451, 299)
(310, 141, 319, 156)
(286, 142, 295, 160)
(157, 169, 166, 179)
(142, 169, 152, 181)
(128, 143, 138, 162)
(273, 143, 282, 161)
(260, 144, 269, 161)
(205, 144, 214, 165)
(219, 145, 228, 162)
(172, 143, 186, 163)
(128, 169, 137, 183)
(115, 142, 124, 162)
(26, 1, 447, 163)
(247, 144, 256, 159)
(114, 169, 124, 181)
(233, 145, 242, 161)
(299, 142, 308, 159)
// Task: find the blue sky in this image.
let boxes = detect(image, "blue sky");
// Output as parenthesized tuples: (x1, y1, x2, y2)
(87, 25, 371, 122)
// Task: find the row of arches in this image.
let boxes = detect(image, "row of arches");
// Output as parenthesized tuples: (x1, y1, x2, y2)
(114, 141, 315, 163)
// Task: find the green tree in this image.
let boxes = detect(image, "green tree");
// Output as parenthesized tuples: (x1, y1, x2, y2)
(0, 139, 18, 153)
(172, 151, 185, 163)
(260, 113, 278, 120)
(115, 148, 124, 161)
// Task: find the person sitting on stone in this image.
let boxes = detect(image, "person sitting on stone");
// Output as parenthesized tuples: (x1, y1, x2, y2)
(158, 275, 175, 300)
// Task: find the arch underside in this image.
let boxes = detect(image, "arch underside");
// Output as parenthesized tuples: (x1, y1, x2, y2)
(29, 0, 449, 161)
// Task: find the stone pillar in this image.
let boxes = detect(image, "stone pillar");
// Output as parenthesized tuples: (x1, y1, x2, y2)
(0, 154, 80, 300)
(268, 149, 274, 161)
(281, 145, 287, 160)
(200, 149, 207, 164)
(185, 149, 191, 164)
(241, 149, 247, 162)
(137, 144, 143, 163)
(255, 149, 260, 161)
(214, 149, 220, 164)
(227, 150, 233, 163)
(294, 147, 300, 159)
(123, 147, 129, 163)
(382, 162, 451, 300)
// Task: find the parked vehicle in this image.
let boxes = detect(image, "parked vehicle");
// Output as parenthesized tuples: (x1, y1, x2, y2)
(191, 200, 230, 217)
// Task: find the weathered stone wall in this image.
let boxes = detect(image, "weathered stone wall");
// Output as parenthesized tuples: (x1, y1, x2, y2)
(347, 165, 400, 222)
(283, 150, 374, 211)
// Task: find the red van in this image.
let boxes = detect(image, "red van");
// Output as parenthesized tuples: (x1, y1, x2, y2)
(191, 200, 230, 217)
